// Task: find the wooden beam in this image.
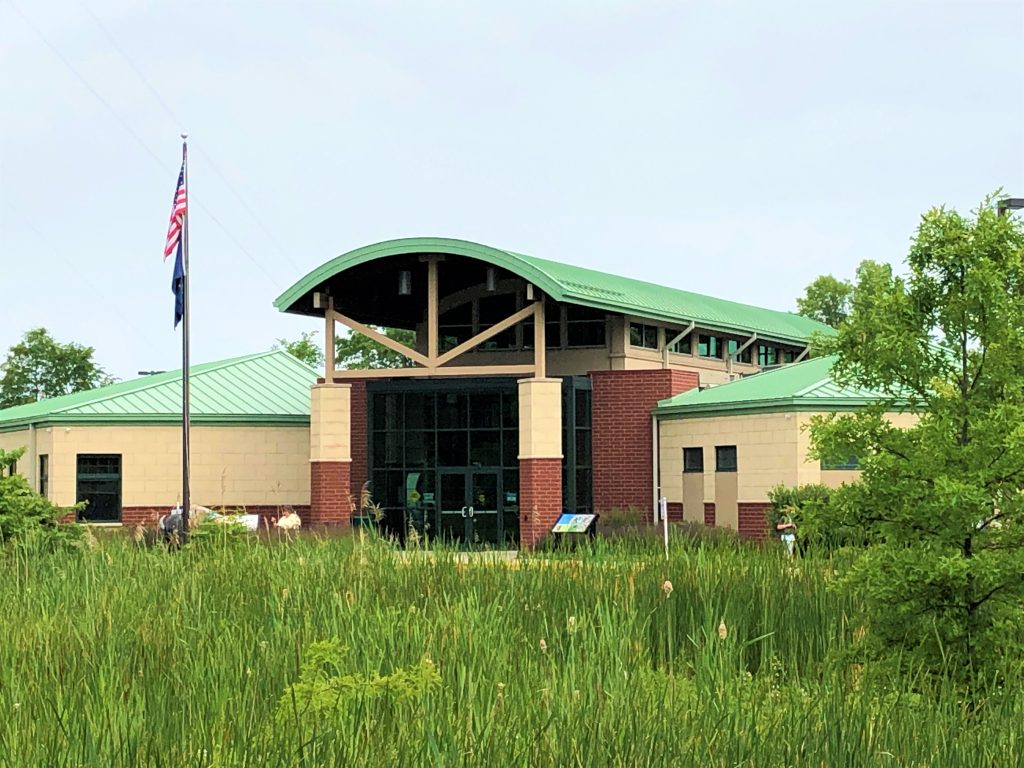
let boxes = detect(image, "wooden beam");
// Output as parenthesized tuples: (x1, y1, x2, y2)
(324, 298, 335, 381)
(427, 256, 439, 362)
(439, 278, 521, 314)
(795, 346, 810, 363)
(328, 364, 536, 380)
(727, 332, 757, 375)
(330, 309, 430, 368)
(434, 303, 538, 367)
(534, 300, 546, 379)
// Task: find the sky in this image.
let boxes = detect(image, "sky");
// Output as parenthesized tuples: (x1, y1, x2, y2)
(1, 0, 1022, 381)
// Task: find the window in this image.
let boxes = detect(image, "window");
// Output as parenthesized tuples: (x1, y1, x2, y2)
(683, 447, 704, 473)
(565, 305, 606, 348)
(698, 334, 722, 359)
(780, 348, 798, 364)
(757, 344, 777, 367)
(715, 445, 737, 472)
(727, 339, 752, 364)
(821, 456, 859, 470)
(629, 322, 659, 350)
(76, 454, 122, 523)
(669, 332, 692, 355)
(38, 455, 48, 498)
(2, 458, 15, 477)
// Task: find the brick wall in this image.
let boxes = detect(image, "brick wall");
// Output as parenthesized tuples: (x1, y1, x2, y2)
(309, 461, 352, 527)
(666, 501, 684, 523)
(591, 369, 699, 516)
(519, 457, 562, 549)
(738, 502, 770, 541)
(349, 379, 368, 503)
(704, 502, 716, 527)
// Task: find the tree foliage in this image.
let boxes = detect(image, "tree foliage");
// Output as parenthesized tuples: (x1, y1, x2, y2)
(334, 327, 416, 370)
(273, 326, 417, 370)
(0, 328, 112, 408)
(796, 274, 854, 328)
(807, 195, 1024, 684)
(274, 331, 324, 369)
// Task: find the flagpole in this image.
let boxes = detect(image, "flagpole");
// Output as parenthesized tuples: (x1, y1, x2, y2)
(180, 135, 192, 533)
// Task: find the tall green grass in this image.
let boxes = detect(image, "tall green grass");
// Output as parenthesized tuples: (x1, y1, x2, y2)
(0, 532, 1018, 766)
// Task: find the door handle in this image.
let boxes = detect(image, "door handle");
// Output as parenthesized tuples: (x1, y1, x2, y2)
(467, 506, 475, 518)
(460, 506, 468, 518)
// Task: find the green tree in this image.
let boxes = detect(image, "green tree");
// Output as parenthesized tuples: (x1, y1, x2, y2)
(0, 328, 112, 408)
(808, 195, 1024, 684)
(274, 331, 324, 369)
(796, 274, 853, 328)
(334, 327, 416, 370)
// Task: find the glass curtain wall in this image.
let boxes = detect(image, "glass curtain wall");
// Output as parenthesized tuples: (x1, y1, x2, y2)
(367, 377, 594, 547)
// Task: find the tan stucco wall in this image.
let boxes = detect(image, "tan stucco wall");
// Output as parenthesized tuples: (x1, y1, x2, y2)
(0, 429, 31, 477)
(659, 409, 918, 511)
(682, 472, 704, 523)
(659, 412, 801, 505)
(27, 424, 310, 508)
(518, 378, 563, 459)
(310, 384, 351, 462)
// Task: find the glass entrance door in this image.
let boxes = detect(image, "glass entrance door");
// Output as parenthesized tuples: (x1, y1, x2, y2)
(439, 470, 502, 548)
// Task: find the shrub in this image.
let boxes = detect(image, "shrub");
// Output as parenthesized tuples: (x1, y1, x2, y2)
(0, 447, 82, 549)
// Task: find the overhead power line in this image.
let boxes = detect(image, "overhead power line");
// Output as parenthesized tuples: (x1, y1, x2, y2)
(7, 0, 287, 291)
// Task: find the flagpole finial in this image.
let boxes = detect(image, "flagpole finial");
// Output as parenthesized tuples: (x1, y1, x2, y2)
(180, 132, 188, 141)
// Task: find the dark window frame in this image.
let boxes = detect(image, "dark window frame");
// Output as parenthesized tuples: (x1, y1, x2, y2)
(715, 445, 737, 473)
(683, 447, 704, 473)
(38, 454, 49, 498)
(629, 322, 659, 350)
(75, 454, 122, 523)
(821, 456, 859, 471)
(698, 334, 723, 359)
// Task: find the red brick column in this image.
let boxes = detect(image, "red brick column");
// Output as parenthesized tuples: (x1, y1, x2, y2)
(309, 461, 352, 528)
(590, 369, 699, 516)
(349, 379, 368, 502)
(704, 502, 716, 527)
(519, 458, 562, 549)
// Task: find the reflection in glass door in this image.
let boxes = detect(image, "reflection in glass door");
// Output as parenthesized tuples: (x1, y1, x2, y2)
(439, 472, 469, 545)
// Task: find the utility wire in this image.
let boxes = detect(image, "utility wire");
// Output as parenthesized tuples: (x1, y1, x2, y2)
(3, 198, 164, 358)
(79, 0, 305, 274)
(7, 0, 285, 291)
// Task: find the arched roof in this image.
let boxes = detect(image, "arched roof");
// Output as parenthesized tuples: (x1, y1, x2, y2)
(274, 237, 834, 344)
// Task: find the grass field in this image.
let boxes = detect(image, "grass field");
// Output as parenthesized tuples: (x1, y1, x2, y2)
(0, 531, 1020, 767)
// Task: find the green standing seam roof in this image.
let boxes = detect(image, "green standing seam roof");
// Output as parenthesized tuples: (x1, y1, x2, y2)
(653, 355, 898, 418)
(0, 350, 319, 432)
(274, 237, 836, 345)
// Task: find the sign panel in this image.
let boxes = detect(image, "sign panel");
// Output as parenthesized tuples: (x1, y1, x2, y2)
(552, 513, 597, 533)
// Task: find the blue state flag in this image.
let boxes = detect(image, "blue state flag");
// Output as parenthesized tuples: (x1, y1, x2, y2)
(172, 242, 185, 328)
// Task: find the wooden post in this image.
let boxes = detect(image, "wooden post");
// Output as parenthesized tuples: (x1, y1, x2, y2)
(534, 300, 546, 379)
(324, 302, 336, 383)
(427, 256, 439, 366)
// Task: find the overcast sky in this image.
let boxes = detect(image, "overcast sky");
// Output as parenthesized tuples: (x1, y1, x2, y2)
(2, 0, 1021, 380)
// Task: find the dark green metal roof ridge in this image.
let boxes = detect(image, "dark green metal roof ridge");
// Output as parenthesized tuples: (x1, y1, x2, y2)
(274, 237, 833, 345)
(653, 397, 897, 419)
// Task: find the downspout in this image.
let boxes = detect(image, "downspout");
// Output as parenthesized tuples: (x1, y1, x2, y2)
(651, 412, 660, 524)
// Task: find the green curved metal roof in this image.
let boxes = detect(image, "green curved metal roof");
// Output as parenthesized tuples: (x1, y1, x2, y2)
(274, 237, 835, 344)
(0, 351, 319, 431)
(654, 355, 896, 418)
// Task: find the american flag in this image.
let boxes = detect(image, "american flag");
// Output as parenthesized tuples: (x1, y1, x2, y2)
(164, 162, 187, 260)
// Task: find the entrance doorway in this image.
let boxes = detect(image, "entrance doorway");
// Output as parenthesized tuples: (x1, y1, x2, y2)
(439, 470, 502, 546)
